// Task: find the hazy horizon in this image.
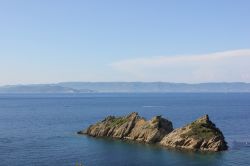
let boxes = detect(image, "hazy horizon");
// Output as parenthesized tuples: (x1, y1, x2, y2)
(1, 81, 250, 87)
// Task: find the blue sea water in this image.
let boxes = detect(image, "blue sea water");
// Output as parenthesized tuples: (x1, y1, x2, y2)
(0, 93, 250, 166)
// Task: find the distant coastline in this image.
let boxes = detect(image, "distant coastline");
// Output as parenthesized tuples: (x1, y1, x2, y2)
(1, 82, 250, 93)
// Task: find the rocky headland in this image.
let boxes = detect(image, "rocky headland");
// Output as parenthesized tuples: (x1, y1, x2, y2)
(78, 112, 228, 152)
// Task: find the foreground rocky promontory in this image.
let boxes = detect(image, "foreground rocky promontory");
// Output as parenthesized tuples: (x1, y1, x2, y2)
(78, 112, 228, 152)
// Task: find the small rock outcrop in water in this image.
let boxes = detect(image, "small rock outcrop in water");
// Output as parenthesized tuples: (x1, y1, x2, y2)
(78, 113, 228, 152)
(160, 115, 228, 152)
(78, 112, 173, 143)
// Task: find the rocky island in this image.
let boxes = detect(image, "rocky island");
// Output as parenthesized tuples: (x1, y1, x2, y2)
(78, 112, 228, 152)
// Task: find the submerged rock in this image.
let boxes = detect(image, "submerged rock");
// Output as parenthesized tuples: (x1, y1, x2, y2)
(78, 113, 228, 152)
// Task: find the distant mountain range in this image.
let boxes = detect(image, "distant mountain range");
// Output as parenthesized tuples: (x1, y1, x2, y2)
(0, 84, 94, 93)
(0, 82, 250, 93)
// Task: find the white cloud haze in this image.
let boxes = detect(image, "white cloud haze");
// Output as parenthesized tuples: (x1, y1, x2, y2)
(111, 49, 250, 83)
(1, 49, 250, 85)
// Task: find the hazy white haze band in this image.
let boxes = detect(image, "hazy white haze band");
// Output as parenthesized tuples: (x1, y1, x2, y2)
(111, 49, 250, 83)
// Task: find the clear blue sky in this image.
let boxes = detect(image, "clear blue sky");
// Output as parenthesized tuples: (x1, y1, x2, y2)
(1, 0, 250, 85)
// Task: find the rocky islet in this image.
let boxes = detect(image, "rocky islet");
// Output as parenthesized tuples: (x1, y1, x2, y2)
(78, 112, 228, 152)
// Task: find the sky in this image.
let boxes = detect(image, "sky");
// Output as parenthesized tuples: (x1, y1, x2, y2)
(0, 0, 250, 85)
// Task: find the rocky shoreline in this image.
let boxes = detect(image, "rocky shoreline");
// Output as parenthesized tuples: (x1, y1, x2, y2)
(78, 112, 228, 152)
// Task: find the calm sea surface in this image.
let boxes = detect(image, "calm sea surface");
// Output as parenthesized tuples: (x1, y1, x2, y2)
(0, 93, 250, 166)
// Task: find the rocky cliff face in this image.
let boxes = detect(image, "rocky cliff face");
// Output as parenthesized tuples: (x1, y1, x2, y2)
(160, 115, 228, 152)
(78, 113, 228, 152)
(125, 114, 173, 143)
(78, 112, 173, 143)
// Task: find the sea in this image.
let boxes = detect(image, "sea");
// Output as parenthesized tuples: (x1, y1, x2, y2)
(0, 93, 250, 166)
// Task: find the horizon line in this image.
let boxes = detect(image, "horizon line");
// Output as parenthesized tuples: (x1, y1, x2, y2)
(1, 81, 250, 87)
